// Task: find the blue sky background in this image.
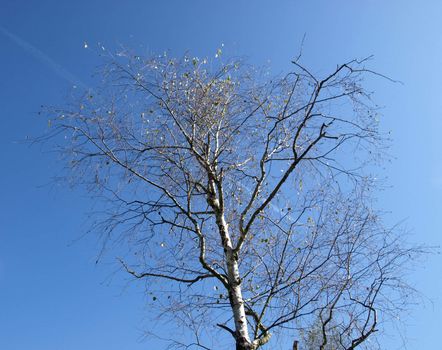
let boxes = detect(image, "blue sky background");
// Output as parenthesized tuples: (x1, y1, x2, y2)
(0, 1, 441, 349)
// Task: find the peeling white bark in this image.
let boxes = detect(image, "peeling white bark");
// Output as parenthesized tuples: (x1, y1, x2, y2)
(220, 216, 252, 346)
(208, 177, 253, 349)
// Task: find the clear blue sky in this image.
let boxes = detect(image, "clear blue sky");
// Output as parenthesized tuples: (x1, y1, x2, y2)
(0, 1, 441, 349)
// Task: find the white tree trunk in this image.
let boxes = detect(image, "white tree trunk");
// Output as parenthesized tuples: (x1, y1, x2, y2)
(226, 246, 251, 347)
(217, 208, 253, 348)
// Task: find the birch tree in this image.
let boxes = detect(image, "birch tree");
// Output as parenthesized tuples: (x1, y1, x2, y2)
(43, 51, 420, 350)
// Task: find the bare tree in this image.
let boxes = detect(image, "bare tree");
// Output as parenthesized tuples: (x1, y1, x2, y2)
(42, 50, 422, 350)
